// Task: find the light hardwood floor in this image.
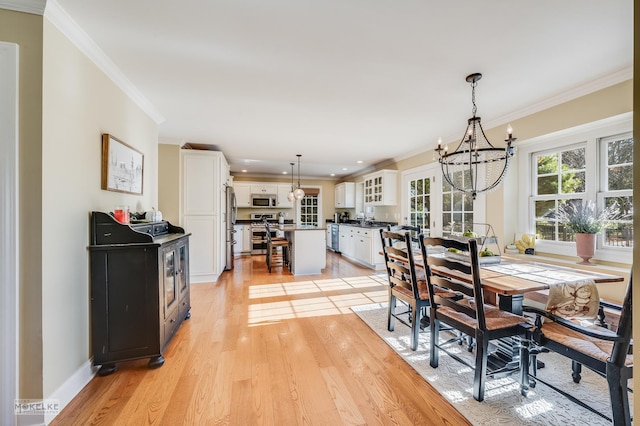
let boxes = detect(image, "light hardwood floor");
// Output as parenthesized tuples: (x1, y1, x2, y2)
(51, 251, 470, 425)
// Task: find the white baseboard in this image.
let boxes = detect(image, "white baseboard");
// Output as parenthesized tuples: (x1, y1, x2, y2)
(189, 273, 221, 284)
(45, 359, 98, 424)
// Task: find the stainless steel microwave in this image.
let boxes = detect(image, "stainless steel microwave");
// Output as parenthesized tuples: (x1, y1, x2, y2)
(251, 194, 277, 208)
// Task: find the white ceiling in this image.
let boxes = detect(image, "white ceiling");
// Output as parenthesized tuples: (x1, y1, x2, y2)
(51, 0, 632, 179)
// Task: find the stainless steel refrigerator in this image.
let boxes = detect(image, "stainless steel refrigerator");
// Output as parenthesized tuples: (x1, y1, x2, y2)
(224, 185, 237, 271)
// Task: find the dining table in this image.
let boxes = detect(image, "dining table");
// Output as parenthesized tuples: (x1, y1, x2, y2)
(431, 253, 624, 374)
(398, 250, 625, 375)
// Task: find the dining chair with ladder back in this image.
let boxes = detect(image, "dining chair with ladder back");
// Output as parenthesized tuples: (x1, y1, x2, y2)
(420, 235, 532, 401)
(523, 273, 633, 425)
(380, 229, 429, 351)
(265, 222, 290, 273)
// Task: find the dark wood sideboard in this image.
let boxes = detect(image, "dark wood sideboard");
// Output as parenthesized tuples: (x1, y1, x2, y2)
(88, 211, 191, 376)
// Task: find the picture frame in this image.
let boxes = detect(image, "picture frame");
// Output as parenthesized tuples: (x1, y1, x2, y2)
(101, 134, 144, 195)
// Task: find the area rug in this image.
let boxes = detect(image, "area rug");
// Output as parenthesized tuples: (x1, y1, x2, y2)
(351, 303, 633, 426)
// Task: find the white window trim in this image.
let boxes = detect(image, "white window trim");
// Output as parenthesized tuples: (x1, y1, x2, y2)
(516, 112, 632, 264)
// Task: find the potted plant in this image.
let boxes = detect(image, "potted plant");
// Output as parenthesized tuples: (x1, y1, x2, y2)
(555, 200, 619, 264)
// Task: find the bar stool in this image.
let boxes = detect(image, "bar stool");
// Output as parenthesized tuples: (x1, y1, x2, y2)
(265, 223, 290, 273)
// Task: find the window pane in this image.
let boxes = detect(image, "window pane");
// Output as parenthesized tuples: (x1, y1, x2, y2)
(537, 153, 557, 174)
(558, 224, 575, 242)
(443, 213, 452, 233)
(608, 137, 634, 166)
(410, 197, 416, 212)
(537, 175, 558, 194)
(608, 165, 633, 190)
(536, 220, 556, 241)
(463, 193, 473, 210)
(535, 200, 555, 219)
(561, 171, 585, 193)
(415, 179, 423, 195)
(561, 148, 585, 171)
(442, 193, 451, 212)
(452, 192, 462, 210)
(424, 178, 431, 195)
(416, 196, 424, 212)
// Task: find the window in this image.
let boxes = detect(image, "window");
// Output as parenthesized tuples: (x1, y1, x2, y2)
(517, 113, 632, 262)
(297, 188, 321, 226)
(408, 176, 431, 232)
(601, 134, 633, 248)
(532, 145, 586, 242)
(401, 163, 485, 237)
(442, 171, 474, 236)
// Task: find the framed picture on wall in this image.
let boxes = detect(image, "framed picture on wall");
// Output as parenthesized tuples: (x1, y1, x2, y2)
(101, 134, 144, 195)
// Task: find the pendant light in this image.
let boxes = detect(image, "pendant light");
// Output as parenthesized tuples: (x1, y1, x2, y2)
(287, 162, 296, 202)
(293, 154, 305, 200)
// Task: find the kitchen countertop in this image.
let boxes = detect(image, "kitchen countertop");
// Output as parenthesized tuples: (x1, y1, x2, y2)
(326, 220, 397, 229)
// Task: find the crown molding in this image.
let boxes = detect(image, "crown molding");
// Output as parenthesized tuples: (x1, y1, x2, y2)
(43, 0, 165, 124)
(0, 0, 46, 15)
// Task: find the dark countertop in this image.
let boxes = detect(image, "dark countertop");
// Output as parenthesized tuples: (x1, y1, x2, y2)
(326, 219, 398, 229)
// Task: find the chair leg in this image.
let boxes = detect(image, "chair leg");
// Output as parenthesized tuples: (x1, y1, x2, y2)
(519, 335, 530, 397)
(387, 292, 396, 332)
(571, 360, 582, 383)
(410, 300, 419, 351)
(429, 310, 439, 368)
(606, 364, 632, 426)
(473, 331, 488, 402)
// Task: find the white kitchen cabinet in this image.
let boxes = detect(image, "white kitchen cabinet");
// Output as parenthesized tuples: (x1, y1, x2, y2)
(338, 225, 384, 269)
(250, 183, 277, 195)
(277, 184, 293, 208)
(339, 225, 354, 258)
(181, 150, 228, 283)
(233, 225, 243, 254)
(234, 183, 251, 207)
(363, 169, 397, 206)
(241, 225, 251, 254)
(334, 182, 355, 208)
(232, 224, 251, 255)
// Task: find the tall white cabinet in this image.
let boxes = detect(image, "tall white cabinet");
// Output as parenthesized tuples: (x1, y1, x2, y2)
(181, 150, 229, 283)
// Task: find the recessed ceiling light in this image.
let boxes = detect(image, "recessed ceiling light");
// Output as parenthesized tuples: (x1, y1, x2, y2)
(342, 167, 348, 171)
(330, 173, 335, 177)
(356, 160, 363, 164)
(241, 169, 247, 173)
(282, 171, 288, 174)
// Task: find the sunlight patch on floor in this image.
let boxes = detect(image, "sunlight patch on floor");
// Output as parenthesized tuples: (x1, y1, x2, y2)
(247, 275, 389, 325)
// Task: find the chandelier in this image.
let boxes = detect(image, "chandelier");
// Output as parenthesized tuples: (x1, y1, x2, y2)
(434, 73, 516, 200)
(287, 162, 296, 202)
(293, 154, 305, 200)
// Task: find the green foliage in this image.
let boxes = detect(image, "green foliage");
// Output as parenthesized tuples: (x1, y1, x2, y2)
(555, 200, 620, 234)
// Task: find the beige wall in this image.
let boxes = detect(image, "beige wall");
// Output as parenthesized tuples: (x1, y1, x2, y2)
(0, 8, 44, 400)
(0, 11, 159, 402)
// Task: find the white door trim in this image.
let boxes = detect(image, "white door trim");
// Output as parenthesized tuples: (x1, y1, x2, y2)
(0, 41, 19, 425)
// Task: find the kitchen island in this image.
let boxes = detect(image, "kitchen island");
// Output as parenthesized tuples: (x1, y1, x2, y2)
(277, 224, 326, 275)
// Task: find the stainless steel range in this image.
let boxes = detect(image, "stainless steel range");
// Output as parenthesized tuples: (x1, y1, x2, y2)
(250, 213, 278, 254)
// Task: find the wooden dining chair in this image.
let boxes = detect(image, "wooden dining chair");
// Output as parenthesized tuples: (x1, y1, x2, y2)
(265, 223, 290, 273)
(420, 235, 532, 401)
(523, 273, 633, 425)
(379, 229, 429, 351)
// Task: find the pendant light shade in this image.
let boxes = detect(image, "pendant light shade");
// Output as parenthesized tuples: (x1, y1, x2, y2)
(287, 162, 296, 202)
(294, 154, 305, 200)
